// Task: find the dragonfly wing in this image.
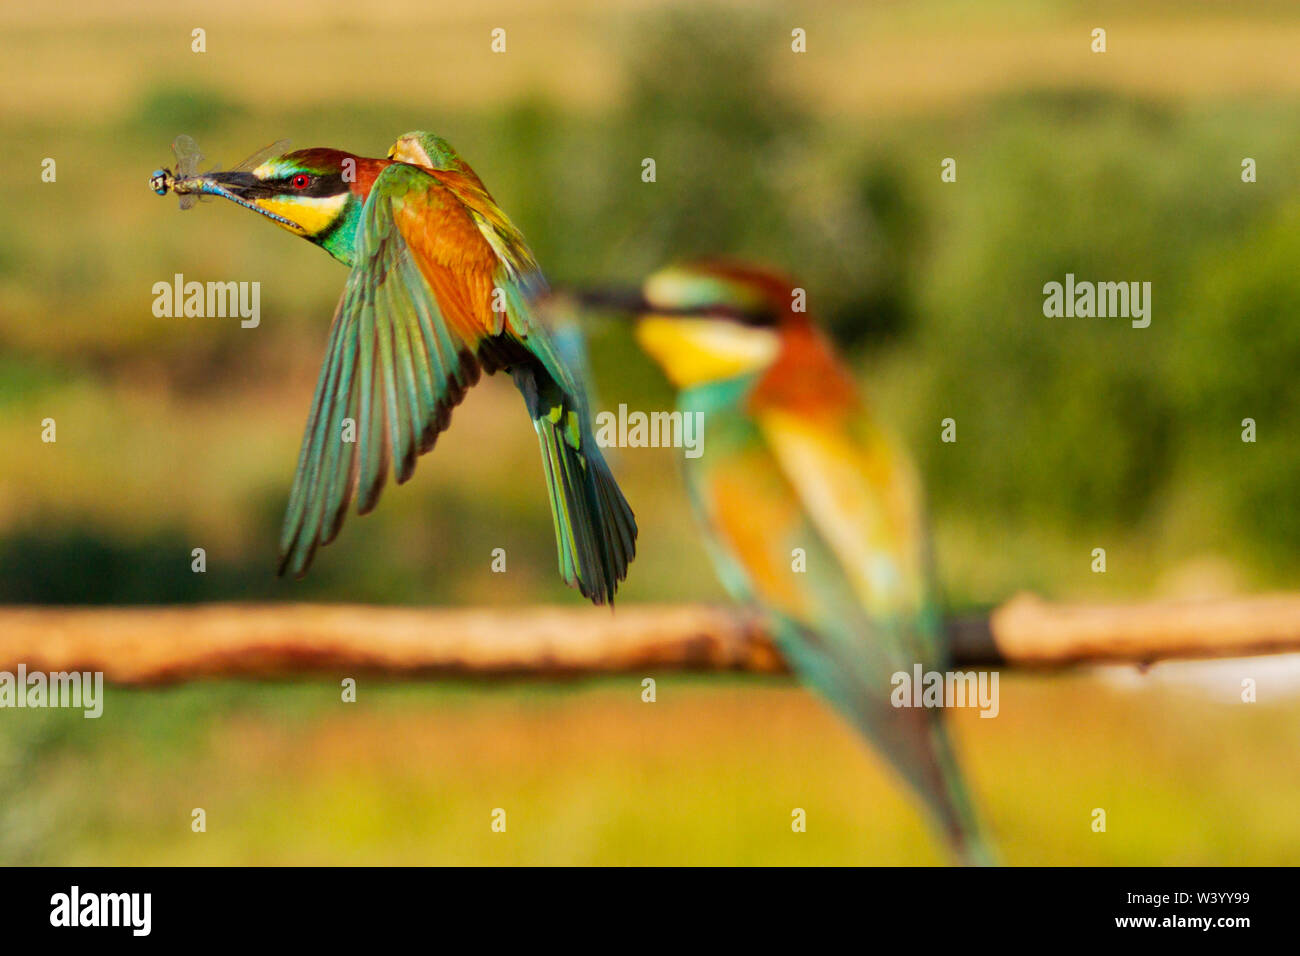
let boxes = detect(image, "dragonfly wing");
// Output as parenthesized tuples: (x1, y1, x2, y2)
(170, 135, 203, 178)
(228, 139, 292, 173)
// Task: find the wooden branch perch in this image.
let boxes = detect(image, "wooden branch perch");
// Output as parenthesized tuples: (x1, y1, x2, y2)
(0, 593, 1297, 686)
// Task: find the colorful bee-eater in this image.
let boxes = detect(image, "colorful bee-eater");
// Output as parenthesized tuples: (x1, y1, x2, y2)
(625, 260, 992, 863)
(151, 133, 636, 603)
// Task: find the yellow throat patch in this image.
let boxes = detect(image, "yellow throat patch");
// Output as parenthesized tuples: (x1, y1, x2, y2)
(635, 315, 780, 388)
(249, 192, 349, 237)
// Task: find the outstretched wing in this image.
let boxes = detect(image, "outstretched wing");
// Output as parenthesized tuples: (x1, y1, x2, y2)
(281, 158, 635, 602)
(278, 163, 488, 576)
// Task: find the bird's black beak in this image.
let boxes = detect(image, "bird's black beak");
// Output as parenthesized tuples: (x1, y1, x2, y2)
(199, 170, 273, 197)
(567, 285, 774, 325)
(569, 286, 656, 315)
(183, 171, 301, 229)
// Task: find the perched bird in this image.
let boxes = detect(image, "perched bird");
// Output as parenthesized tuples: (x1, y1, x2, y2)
(626, 260, 991, 863)
(151, 133, 636, 603)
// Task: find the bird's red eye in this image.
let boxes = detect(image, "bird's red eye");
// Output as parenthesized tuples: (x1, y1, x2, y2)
(291, 174, 310, 189)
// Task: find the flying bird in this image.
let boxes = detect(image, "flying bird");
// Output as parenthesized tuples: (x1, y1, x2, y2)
(151, 133, 636, 604)
(622, 260, 991, 863)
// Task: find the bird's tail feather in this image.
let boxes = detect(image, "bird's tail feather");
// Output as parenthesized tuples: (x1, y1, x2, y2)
(919, 712, 996, 866)
(518, 367, 637, 605)
(779, 625, 995, 865)
(852, 692, 994, 866)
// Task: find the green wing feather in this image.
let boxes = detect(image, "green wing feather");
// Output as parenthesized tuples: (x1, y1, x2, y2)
(517, 297, 637, 605)
(278, 164, 479, 577)
(435, 167, 637, 604)
(280, 158, 636, 603)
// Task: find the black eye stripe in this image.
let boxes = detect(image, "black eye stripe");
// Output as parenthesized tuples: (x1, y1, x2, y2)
(267, 172, 345, 197)
(220, 170, 344, 198)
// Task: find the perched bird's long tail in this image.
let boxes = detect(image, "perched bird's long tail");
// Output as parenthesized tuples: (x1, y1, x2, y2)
(778, 623, 995, 865)
(912, 711, 996, 866)
(510, 362, 637, 605)
(849, 691, 993, 866)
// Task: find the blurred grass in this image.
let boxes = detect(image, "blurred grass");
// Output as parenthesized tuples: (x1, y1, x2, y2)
(7, 1, 1300, 120)
(4, 672, 1296, 865)
(3, 0, 1300, 864)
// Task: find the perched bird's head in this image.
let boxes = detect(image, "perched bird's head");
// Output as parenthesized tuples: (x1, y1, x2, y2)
(633, 260, 796, 390)
(194, 148, 381, 264)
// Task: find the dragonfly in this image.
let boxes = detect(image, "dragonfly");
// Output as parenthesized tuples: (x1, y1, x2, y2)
(150, 135, 289, 211)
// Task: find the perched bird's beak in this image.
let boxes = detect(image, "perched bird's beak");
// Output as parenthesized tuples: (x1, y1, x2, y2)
(569, 286, 655, 315)
(569, 285, 774, 325)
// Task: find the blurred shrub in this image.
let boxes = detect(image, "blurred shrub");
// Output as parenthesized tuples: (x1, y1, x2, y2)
(3, 13, 1300, 602)
(898, 91, 1300, 570)
(1171, 199, 1300, 561)
(127, 84, 248, 140)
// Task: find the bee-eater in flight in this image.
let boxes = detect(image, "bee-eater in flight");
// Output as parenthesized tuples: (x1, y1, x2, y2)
(624, 260, 991, 863)
(151, 133, 637, 604)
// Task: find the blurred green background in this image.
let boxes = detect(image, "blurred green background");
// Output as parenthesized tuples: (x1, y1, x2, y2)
(1, 0, 1298, 864)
